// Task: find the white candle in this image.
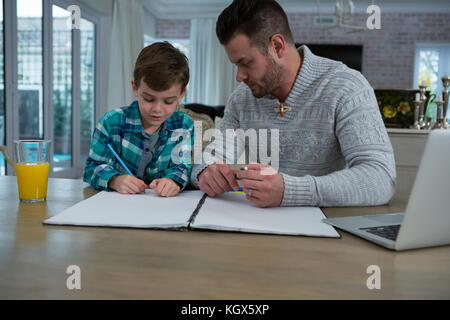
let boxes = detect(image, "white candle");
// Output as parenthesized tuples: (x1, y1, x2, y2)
(415, 93, 420, 101)
(438, 94, 443, 102)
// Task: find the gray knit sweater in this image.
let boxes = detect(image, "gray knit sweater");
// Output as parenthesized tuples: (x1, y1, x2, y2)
(191, 45, 396, 207)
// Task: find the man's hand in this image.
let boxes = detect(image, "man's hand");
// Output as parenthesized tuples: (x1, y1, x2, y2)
(198, 162, 240, 197)
(108, 175, 147, 194)
(149, 178, 181, 197)
(236, 163, 285, 208)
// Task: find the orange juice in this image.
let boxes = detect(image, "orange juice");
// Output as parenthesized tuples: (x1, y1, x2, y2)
(16, 161, 50, 201)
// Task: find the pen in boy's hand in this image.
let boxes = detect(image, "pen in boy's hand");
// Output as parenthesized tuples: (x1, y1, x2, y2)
(104, 140, 134, 176)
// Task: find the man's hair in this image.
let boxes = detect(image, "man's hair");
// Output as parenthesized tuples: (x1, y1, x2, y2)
(133, 42, 189, 92)
(216, 0, 294, 53)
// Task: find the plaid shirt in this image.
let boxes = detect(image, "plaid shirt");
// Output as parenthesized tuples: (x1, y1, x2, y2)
(83, 101, 194, 191)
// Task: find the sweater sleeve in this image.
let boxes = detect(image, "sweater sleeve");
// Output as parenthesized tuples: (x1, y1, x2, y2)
(281, 87, 396, 207)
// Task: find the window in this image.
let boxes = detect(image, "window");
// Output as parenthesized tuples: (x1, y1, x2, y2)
(80, 18, 95, 163)
(0, 1, 4, 175)
(413, 44, 450, 121)
(1, 0, 100, 178)
(18, 0, 44, 140)
(52, 5, 72, 170)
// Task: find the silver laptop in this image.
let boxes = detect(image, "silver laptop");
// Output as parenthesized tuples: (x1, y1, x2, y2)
(323, 130, 450, 251)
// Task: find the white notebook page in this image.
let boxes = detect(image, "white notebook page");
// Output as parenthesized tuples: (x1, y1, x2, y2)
(44, 189, 204, 229)
(191, 192, 339, 237)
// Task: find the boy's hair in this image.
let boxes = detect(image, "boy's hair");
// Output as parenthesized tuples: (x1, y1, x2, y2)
(133, 42, 189, 92)
(216, 0, 294, 54)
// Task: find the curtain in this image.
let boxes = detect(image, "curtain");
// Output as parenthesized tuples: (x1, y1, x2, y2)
(187, 18, 237, 106)
(106, 0, 144, 111)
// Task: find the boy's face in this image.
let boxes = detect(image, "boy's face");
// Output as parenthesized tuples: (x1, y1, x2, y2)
(132, 79, 186, 132)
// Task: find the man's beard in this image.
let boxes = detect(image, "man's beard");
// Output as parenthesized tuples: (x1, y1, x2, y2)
(249, 55, 283, 98)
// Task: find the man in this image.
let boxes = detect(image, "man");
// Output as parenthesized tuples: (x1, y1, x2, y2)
(191, 0, 396, 208)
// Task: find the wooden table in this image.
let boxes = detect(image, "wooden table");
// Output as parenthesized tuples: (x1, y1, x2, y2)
(0, 176, 449, 299)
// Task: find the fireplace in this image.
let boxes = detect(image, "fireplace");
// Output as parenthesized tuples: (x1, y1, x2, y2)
(296, 44, 363, 72)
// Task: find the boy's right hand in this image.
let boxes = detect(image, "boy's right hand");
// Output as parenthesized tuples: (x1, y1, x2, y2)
(108, 175, 147, 194)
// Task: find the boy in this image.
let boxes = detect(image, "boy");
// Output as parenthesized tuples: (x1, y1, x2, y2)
(83, 42, 194, 197)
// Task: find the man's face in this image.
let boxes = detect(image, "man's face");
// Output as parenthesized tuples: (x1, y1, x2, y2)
(132, 79, 185, 131)
(224, 33, 283, 98)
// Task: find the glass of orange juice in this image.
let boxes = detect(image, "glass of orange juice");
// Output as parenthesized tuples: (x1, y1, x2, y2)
(14, 140, 51, 202)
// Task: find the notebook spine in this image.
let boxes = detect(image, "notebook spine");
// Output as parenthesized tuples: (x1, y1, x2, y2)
(187, 193, 208, 226)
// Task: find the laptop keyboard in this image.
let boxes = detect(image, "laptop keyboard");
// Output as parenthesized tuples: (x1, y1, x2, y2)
(360, 224, 401, 241)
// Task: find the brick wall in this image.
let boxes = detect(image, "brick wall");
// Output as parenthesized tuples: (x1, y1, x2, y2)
(156, 12, 450, 89)
(288, 12, 450, 89)
(156, 19, 190, 39)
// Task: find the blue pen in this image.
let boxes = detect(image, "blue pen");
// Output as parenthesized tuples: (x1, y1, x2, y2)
(104, 140, 134, 176)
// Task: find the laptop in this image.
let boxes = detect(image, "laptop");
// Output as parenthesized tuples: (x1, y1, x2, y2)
(323, 130, 450, 251)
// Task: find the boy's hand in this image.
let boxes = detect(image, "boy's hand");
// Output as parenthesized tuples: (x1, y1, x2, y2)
(149, 178, 181, 197)
(108, 175, 147, 194)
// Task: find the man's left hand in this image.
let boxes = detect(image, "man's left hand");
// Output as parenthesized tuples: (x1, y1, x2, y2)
(236, 163, 284, 208)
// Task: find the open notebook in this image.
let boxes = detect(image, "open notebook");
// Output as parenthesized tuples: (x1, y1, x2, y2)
(43, 190, 339, 238)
